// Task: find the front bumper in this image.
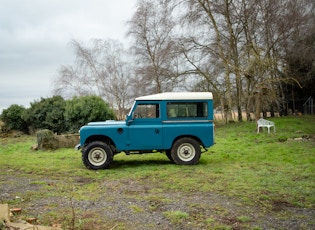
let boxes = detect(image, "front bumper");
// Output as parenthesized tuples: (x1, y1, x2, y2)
(75, 144, 81, 150)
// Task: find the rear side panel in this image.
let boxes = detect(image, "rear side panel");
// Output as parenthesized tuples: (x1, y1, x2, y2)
(162, 120, 214, 149)
(161, 99, 214, 149)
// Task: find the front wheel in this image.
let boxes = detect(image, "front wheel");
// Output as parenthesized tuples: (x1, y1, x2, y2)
(165, 150, 174, 162)
(171, 137, 201, 165)
(82, 141, 113, 169)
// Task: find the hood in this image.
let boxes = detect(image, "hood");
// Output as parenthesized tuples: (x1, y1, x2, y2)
(87, 120, 126, 126)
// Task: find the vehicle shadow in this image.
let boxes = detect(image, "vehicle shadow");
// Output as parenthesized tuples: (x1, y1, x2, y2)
(109, 155, 208, 169)
(110, 158, 173, 169)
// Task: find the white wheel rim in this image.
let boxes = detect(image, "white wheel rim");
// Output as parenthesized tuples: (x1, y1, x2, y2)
(177, 143, 195, 162)
(88, 147, 107, 166)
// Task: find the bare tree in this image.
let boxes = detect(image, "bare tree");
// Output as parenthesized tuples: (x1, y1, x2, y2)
(174, 0, 314, 121)
(127, 0, 181, 96)
(53, 39, 133, 119)
(177, 0, 243, 121)
(244, 0, 314, 117)
(54, 0, 314, 121)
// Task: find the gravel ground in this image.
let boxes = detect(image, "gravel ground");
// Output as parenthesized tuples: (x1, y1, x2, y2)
(1, 168, 314, 230)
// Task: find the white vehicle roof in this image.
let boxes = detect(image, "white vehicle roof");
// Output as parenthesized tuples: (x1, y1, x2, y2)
(136, 92, 213, 100)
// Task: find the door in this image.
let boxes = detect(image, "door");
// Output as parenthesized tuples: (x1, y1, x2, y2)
(127, 103, 163, 150)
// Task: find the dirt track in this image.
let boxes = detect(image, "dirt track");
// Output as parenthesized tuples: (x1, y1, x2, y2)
(1, 167, 314, 230)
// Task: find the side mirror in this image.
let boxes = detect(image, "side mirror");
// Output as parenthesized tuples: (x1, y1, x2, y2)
(126, 113, 134, 126)
(127, 119, 133, 126)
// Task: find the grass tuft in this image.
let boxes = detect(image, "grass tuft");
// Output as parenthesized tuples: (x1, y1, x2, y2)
(163, 210, 189, 223)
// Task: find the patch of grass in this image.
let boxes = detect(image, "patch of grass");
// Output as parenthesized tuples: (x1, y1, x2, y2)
(237, 215, 252, 223)
(163, 210, 189, 223)
(144, 195, 172, 211)
(206, 217, 215, 224)
(129, 205, 144, 213)
(204, 117, 315, 208)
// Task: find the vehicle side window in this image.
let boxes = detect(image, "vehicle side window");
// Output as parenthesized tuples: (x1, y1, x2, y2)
(134, 104, 160, 119)
(167, 102, 208, 118)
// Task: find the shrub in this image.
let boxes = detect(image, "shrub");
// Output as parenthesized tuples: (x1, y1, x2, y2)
(23, 96, 67, 134)
(2, 95, 116, 134)
(65, 95, 116, 133)
(0, 104, 28, 132)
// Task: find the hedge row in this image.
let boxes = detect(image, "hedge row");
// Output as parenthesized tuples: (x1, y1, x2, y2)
(0, 95, 115, 134)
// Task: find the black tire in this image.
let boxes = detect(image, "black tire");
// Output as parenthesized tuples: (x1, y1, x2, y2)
(171, 137, 201, 165)
(82, 141, 113, 170)
(165, 150, 174, 162)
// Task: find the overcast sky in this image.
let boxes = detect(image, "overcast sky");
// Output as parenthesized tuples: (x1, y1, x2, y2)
(0, 0, 137, 112)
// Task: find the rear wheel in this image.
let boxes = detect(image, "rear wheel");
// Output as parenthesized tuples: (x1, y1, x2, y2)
(171, 137, 201, 165)
(82, 141, 113, 169)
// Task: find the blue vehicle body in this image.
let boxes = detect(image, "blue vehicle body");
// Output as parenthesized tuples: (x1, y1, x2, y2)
(78, 92, 214, 169)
